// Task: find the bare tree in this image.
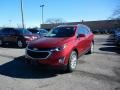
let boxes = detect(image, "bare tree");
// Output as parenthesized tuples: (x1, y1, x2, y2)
(111, 7, 120, 20)
(109, 5, 120, 28)
(110, 0, 120, 20)
(45, 18, 65, 24)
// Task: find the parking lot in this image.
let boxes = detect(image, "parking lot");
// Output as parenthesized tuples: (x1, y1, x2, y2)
(0, 35, 120, 90)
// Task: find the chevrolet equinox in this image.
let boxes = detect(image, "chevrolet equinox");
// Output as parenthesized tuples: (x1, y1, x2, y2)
(25, 24, 94, 72)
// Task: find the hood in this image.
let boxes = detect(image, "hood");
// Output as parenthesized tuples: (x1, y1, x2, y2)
(29, 37, 73, 48)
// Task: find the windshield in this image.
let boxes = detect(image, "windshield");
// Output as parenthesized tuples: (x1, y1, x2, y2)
(39, 29, 48, 34)
(46, 27, 75, 37)
(18, 29, 32, 35)
(28, 29, 39, 34)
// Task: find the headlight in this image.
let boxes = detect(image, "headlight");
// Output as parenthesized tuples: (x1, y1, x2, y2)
(50, 44, 67, 52)
(24, 36, 38, 41)
(32, 36, 38, 40)
(24, 36, 31, 39)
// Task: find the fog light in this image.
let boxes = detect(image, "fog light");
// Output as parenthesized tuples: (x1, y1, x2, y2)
(59, 57, 65, 64)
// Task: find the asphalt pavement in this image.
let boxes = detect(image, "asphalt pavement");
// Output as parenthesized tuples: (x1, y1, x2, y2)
(0, 35, 120, 90)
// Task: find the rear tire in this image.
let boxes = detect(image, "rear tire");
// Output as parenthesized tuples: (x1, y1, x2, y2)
(66, 51, 78, 72)
(88, 42, 94, 54)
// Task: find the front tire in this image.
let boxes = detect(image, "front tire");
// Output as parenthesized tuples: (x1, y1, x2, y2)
(17, 40, 25, 48)
(88, 42, 94, 54)
(67, 51, 78, 72)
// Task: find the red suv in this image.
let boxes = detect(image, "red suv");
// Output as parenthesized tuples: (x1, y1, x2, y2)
(25, 24, 94, 72)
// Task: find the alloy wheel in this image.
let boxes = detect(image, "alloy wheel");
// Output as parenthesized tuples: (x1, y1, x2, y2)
(70, 52, 77, 69)
(90, 43, 94, 53)
(67, 51, 77, 72)
(17, 40, 23, 48)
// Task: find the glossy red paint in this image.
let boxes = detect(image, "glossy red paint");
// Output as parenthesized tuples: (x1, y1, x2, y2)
(25, 24, 94, 68)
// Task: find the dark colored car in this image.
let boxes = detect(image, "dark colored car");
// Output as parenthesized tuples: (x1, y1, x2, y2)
(0, 28, 39, 48)
(25, 24, 94, 72)
(28, 28, 48, 37)
(114, 30, 120, 46)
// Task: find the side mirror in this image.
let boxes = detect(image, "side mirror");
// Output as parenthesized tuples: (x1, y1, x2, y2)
(77, 34, 86, 38)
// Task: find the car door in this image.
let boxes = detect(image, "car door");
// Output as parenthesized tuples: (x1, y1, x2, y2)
(8, 29, 18, 43)
(76, 26, 87, 55)
(82, 27, 92, 51)
(2, 28, 11, 42)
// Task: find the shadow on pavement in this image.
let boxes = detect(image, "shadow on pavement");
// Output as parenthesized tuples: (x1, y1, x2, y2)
(99, 36, 120, 54)
(0, 56, 65, 79)
(99, 46, 120, 54)
(106, 35, 114, 42)
(102, 43, 115, 46)
(0, 44, 24, 49)
(99, 35, 120, 54)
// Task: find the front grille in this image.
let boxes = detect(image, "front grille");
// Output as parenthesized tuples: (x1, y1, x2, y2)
(27, 49, 51, 59)
(28, 46, 52, 51)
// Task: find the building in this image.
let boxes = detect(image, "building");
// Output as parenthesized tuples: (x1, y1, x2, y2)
(41, 20, 120, 33)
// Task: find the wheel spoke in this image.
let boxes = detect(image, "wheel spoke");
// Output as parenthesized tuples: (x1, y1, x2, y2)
(71, 54, 77, 69)
(18, 41, 23, 48)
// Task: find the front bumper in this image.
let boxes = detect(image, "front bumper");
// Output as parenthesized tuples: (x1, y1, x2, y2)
(25, 49, 70, 66)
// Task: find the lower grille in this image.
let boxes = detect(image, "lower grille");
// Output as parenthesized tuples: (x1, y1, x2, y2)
(27, 49, 51, 59)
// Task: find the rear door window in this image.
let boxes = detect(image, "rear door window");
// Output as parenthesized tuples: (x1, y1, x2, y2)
(78, 27, 90, 35)
(39, 30, 48, 34)
(9, 29, 17, 35)
(78, 27, 85, 35)
(1, 28, 11, 35)
(23, 29, 32, 35)
(28, 29, 39, 34)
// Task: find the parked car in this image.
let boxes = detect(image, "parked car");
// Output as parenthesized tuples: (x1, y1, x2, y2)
(25, 24, 94, 72)
(92, 29, 99, 34)
(114, 30, 120, 46)
(0, 28, 39, 48)
(28, 28, 48, 37)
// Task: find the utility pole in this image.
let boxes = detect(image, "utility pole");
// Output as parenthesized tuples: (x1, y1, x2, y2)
(40, 5, 45, 24)
(20, 0, 25, 28)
